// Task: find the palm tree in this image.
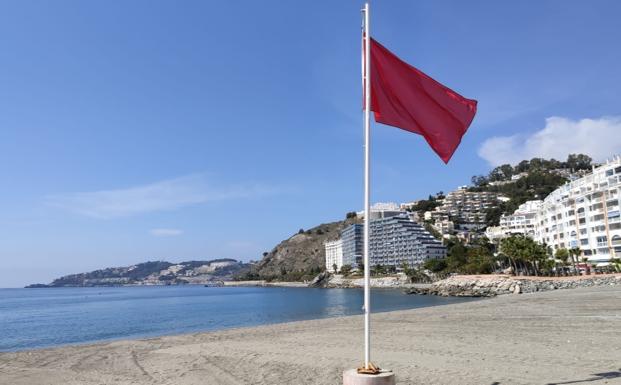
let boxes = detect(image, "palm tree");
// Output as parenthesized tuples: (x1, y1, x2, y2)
(569, 247, 582, 275)
(555, 248, 570, 276)
(610, 258, 621, 273)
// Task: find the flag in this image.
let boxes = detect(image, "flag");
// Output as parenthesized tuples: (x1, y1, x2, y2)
(367, 38, 477, 163)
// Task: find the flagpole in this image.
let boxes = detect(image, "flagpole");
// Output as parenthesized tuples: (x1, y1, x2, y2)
(362, 1, 371, 370)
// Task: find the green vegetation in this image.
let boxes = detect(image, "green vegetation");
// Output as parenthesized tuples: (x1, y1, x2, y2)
(339, 264, 353, 276)
(406, 194, 443, 214)
(470, 155, 592, 221)
(499, 235, 549, 276)
(423, 258, 447, 273)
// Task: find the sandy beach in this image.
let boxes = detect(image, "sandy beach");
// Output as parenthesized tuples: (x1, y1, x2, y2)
(1, 286, 620, 385)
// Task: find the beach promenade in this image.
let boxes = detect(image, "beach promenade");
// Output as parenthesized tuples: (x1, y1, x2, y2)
(1, 286, 620, 385)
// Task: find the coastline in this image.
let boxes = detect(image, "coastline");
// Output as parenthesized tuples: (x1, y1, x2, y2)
(1, 286, 620, 385)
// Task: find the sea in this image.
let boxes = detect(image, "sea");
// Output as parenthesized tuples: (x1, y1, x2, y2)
(0, 286, 476, 352)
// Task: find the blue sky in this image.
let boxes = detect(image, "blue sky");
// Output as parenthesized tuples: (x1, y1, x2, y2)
(1, 1, 620, 287)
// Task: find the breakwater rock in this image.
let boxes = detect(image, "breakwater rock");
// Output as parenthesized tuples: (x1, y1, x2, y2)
(405, 274, 621, 297)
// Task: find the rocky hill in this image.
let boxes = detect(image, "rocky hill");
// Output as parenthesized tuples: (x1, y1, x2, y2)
(27, 259, 252, 287)
(242, 216, 361, 282)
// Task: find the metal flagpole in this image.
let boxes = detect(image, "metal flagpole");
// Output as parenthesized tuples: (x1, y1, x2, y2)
(362, 1, 371, 370)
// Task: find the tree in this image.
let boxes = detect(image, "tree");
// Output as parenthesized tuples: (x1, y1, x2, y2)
(485, 205, 505, 227)
(298, 228, 304, 234)
(423, 259, 447, 273)
(555, 248, 570, 275)
(332, 263, 338, 274)
(340, 264, 353, 276)
(500, 235, 548, 276)
(461, 247, 495, 274)
(346, 211, 358, 219)
(447, 243, 468, 272)
(569, 247, 582, 276)
(566, 154, 592, 171)
(471, 175, 488, 187)
(610, 258, 621, 273)
(372, 264, 386, 276)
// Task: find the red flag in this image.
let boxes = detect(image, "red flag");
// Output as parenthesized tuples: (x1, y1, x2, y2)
(368, 38, 477, 163)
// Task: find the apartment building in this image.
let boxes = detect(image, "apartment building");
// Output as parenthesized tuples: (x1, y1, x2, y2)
(435, 186, 504, 227)
(369, 215, 446, 268)
(324, 239, 344, 272)
(499, 200, 542, 237)
(534, 156, 621, 262)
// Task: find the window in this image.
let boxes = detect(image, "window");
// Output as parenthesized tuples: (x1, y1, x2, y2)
(597, 236, 607, 247)
(606, 169, 614, 177)
(612, 235, 621, 246)
(580, 229, 587, 235)
(591, 214, 605, 221)
(580, 239, 589, 245)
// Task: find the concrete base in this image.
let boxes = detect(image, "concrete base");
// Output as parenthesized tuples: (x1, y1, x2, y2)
(343, 369, 396, 385)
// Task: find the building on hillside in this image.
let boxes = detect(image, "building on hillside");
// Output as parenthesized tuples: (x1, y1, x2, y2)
(369, 214, 446, 268)
(485, 226, 505, 242)
(341, 223, 363, 268)
(357, 202, 404, 220)
(433, 220, 455, 238)
(324, 239, 344, 272)
(423, 211, 454, 238)
(499, 200, 542, 237)
(534, 156, 621, 263)
(435, 186, 504, 229)
(400, 201, 421, 211)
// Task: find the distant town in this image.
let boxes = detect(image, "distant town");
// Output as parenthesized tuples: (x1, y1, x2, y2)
(324, 154, 621, 276)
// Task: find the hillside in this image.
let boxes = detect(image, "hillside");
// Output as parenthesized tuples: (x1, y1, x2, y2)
(27, 259, 251, 287)
(240, 216, 361, 282)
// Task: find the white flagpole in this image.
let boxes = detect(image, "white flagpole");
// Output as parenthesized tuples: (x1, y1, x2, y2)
(362, 1, 371, 370)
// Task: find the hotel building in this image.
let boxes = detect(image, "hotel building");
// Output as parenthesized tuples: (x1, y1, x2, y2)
(324, 239, 344, 272)
(325, 215, 445, 271)
(534, 156, 621, 262)
(369, 215, 446, 267)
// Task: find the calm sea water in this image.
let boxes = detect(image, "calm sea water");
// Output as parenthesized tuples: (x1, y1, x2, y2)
(0, 286, 475, 352)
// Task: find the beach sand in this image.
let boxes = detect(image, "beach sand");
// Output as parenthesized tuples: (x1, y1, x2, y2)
(1, 286, 620, 385)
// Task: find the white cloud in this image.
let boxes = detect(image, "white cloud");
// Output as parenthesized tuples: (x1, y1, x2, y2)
(47, 174, 277, 219)
(150, 228, 183, 237)
(479, 116, 621, 166)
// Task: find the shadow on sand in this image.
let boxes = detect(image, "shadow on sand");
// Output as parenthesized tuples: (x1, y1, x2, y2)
(488, 368, 621, 385)
(545, 368, 621, 385)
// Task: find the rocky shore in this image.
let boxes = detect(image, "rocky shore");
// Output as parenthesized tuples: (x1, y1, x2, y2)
(406, 273, 621, 297)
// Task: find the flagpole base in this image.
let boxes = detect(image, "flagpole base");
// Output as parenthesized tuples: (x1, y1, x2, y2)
(343, 369, 396, 385)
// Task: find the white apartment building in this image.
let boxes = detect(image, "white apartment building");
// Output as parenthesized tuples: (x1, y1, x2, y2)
(534, 156, 621, 262)
(357, 202, 404, 220)
(499, 200, 542, 237)
(324, 239, 344, 272)
(436, 186, 503, 226)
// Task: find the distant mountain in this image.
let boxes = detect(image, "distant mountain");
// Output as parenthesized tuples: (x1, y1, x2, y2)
(26, 259, 252, 288)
